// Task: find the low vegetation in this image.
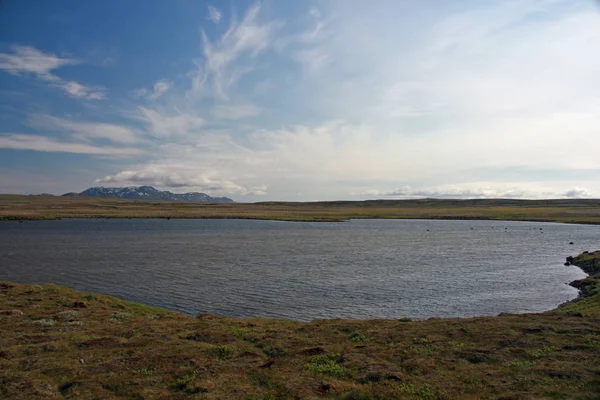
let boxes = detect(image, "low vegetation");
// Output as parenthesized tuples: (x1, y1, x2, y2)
(1, 195, 600, 224)
(1, 252, 599, 399)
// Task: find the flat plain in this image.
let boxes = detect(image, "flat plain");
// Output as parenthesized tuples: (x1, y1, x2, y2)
(1, 195, 600, 224)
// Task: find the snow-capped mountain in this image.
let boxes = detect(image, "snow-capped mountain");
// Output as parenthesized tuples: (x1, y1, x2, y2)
(63, 186, 234, 203)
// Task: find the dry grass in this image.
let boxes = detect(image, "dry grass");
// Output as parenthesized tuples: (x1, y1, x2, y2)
(2, 195, 600, 224)
(1, 252, 600, 399)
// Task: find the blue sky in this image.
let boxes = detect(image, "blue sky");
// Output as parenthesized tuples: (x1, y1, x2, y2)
(1, 0, 599, 201)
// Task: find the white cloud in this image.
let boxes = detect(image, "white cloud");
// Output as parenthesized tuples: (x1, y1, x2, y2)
(356, 184, 596, 200)
(0, 133, 139, 155)
(96, 164, 261, 195)
(28, 115, 140, 144)
(564, 188, 594, 198)
(0, 45, 106, 100)
(208, 5, 222, 24)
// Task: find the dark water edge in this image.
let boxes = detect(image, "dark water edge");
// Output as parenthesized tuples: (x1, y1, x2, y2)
(0, 218, 595, 321)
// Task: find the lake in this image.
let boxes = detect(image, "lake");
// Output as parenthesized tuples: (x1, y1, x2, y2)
(0, 218, 595, 321)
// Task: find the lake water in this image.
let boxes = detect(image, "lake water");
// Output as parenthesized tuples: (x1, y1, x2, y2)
(0, 218, 595, 321)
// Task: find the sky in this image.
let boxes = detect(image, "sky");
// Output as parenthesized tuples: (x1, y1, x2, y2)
(0, 0, 599, 201)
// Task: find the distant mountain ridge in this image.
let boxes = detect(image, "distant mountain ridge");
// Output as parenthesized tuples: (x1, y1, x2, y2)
(62, 186, 234, 203)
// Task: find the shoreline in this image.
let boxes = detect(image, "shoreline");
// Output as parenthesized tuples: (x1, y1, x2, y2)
(3, 215, 600, 226)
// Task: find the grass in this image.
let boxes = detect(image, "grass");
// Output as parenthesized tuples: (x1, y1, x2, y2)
(1, 195, 600, 224)
(1, 252, 600, 399)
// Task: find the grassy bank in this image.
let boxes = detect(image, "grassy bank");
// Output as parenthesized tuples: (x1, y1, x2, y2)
(1, 253, 599, 399)
(2, 195, 600, 224)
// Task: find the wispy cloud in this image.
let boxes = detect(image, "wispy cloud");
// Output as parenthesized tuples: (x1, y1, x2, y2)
(53, 81, 106, 100)
(208, 5, 222, 24)
(192, 3, 281, 99)
(0, 45, 77, 78)
(138, 107, 205, 137)
(211, 103, 261, 119)
(0, 133, 139, 155)
(28, 115, 140, 144)
(0, 45, 106, 100)
(133, 79, 172, 100)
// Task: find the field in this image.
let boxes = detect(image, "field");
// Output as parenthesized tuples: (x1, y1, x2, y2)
(1, 252, 599, 399)
(2, 195, 600, 224)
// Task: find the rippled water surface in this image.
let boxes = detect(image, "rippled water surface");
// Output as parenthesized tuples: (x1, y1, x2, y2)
(0, 218, 596, 320)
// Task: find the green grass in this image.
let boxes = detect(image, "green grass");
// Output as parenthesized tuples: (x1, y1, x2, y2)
(0, 252, 599, 399)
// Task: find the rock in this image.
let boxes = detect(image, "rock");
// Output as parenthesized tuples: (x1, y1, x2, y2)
(70, 301, 87, 308)
(566, 256, 574, 263)
(564, 262, 571, 266)
(569, 242, 574, 245)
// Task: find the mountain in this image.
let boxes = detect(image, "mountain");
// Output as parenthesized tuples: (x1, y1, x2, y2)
(62, 186, 234, 203)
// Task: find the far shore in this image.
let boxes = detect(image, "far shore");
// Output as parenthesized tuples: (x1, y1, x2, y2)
(2, 194, 600, 224)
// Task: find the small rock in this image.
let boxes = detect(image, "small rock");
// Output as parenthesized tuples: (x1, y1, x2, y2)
(569, 242, 574, 245)
(566, 256, 574, 263)
(79, 359, 85, 364)
(259, 360, 274, 368)
(70, 301, 87, 309)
